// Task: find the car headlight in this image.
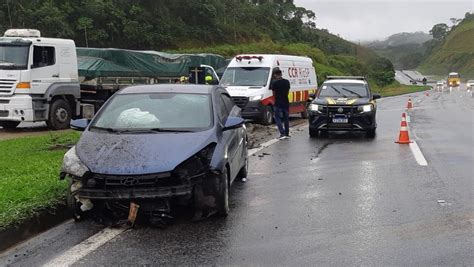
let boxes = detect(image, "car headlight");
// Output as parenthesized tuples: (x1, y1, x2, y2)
(251, 94, 264, 101)
(60, 146, 90, 179)
(309, 104, 322, 113)
(358, 104, 373, 113)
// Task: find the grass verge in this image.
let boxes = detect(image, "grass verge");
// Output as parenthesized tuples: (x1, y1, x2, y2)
(0, 131, 80, 230)
(374, 84, 431, 97)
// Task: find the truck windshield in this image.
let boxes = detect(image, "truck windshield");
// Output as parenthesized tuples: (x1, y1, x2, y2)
(220, 67, 270, 87)
(0, 45, 29, 70)
(319, 83, 369, 98)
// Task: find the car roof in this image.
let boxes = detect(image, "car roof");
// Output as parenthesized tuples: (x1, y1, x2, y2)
(117, 84, 219, 95)
(323, 79, 366, 85)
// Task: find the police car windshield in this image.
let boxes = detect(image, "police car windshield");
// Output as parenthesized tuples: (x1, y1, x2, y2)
(319, 83, 368, 98)
(220, 67, 270, 87)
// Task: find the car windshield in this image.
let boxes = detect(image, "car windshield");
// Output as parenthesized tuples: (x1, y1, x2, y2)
(0, 44, 29, 70)
(319, 83, 369, 98)
(220, 67, 270, 87)
(91, 93, 212, 132)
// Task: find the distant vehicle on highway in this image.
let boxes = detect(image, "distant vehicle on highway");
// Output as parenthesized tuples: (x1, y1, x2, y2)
(220, 54, 318, 125)
(447, 72, 461, 87)
(410, 80, 418, 85)
(60, 85, 248, 224)
(436, 81, 445, 90)
(466, 80, 474, 89)
(308, 76, 380, 138)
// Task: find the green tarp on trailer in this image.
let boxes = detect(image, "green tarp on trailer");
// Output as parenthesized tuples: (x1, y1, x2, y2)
(77, 48, 227, 78)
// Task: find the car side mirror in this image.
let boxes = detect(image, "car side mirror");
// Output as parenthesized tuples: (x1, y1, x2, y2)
(373, 94, 381, 100)
(223, 117, 245, 131)
(70, 119, 90, 131)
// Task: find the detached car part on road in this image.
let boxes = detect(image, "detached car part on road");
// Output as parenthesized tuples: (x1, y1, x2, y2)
(60, 85, 248, 224)
(308, 76, 380, 138)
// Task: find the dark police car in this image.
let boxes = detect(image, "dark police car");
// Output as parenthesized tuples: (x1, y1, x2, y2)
(308, 76, 380, 138)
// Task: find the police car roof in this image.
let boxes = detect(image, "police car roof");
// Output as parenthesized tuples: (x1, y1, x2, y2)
(117, 84, 217, 95)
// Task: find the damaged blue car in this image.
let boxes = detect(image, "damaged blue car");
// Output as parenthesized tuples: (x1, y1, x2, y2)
(60, 85, 248, 224)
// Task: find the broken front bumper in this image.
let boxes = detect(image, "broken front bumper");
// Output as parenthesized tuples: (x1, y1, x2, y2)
(75, 185, 194, 200)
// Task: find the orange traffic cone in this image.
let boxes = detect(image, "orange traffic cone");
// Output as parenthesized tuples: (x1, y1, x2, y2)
(395, 113, 412, 144)
(406, 97, 413, 109)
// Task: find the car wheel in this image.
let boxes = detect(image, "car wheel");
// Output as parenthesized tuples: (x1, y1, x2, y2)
(366, 128, 376, 138)
(237, 156, 248, 180)
(0, 121, 20, 130)
(66, 180, 85, 221)
(309, 128, 318, 138)
(47, 99, 72, 130)
(216, 169, 230, 217)
(260, 106, 273, 125)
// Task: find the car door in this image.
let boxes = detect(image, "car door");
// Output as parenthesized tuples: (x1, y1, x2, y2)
(30, 45, 60, 95)
(217, 91, 239, 180)
(221, 92, 245, 182)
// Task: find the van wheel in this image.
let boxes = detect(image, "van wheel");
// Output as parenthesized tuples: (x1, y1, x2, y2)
(47, 99, 72, 130)
(0, 121, 20, 130)
(260, 106, 273, 125)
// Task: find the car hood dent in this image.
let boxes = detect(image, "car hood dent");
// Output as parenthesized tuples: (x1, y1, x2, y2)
(76, 130, 215, 175)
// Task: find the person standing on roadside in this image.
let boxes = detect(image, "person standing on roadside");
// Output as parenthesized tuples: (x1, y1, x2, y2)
(270, 69, 291, 139)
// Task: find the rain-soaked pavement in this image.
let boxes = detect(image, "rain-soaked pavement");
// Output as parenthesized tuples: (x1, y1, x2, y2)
(1, 86, 473, 266)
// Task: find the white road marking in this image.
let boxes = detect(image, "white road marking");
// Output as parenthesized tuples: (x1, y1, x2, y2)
(248, 122, 307, 156)
(409, 141, 428, 166)
(42, 227, 128, 267)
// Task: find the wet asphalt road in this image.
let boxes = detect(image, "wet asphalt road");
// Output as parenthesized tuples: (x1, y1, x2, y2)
(1, 86, 473, 266)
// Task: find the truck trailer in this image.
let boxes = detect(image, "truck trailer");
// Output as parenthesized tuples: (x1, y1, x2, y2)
(0, 29, 225, 130)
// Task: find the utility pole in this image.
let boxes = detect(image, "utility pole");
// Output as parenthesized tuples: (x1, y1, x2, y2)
(84, 28, 89, 48)
(6, 0, 13, 28)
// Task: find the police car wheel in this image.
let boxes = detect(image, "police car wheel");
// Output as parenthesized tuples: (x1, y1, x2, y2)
(366, 128, 376, 138)
(309, 129, 319, 138)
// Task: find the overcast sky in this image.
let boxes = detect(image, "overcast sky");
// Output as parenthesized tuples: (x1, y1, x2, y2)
(294, 0, 474, 41)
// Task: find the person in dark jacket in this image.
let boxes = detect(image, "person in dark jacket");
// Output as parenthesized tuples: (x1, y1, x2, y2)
(270, 69, 291, 139)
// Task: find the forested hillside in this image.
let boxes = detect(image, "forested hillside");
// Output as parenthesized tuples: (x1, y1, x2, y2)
(0, 0, 394, 85)
(418, 13, 474, 78)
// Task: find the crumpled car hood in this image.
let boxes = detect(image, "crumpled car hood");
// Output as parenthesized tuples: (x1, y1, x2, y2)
(313, 97, 371, 105)
(76, 130, 215, 175)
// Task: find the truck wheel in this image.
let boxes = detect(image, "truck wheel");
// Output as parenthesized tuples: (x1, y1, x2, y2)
(47, 99, 72, 130)
(260, 106, 273, 125)
(216, 169, 230, 217)
(0, 121, 20, 130)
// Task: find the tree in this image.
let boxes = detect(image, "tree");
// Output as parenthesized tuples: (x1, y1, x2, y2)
(429, 23, 449, 40)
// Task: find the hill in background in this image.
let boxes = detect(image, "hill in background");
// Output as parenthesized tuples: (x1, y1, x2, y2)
(365, 32, 432, 69)
(418, 14, 474, 78)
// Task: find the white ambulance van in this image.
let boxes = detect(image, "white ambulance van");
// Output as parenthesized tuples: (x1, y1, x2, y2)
(220, 54, 317, 125)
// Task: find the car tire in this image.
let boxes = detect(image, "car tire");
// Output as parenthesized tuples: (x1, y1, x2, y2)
(309, 128, 318, 138)
(366, 128, 376, 138)
(66, 181, 85, 221)
(47, 99, 72, 130)
(0, 121, 20, 130)
(237, 157, 248, 180)
(260, 106, 273, 125)
(216, 169, 230, 217)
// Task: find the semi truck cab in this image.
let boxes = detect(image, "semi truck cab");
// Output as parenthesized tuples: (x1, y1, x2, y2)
(0, 29, 80, 130)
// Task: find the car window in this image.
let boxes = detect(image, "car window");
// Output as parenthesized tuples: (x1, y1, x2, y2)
(221, 94, 236, 115)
